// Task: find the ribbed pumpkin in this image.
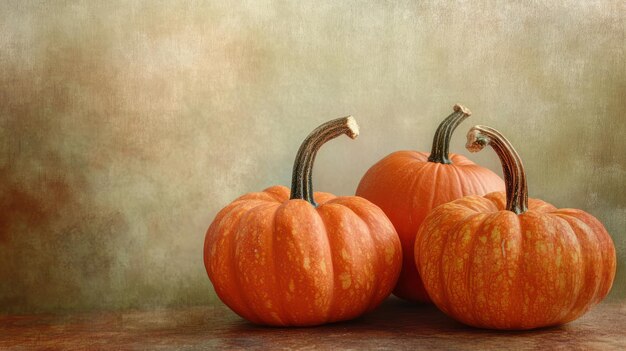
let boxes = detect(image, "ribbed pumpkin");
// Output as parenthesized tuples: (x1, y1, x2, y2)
(356, 105, 504, 302)
(415, 125, 616, 330)
(204, 117, 402, 326)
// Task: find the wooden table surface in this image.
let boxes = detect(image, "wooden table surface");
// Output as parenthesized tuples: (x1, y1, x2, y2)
(1, 298, 624, 350)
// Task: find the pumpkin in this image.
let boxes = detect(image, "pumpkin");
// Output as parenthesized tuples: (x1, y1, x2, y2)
(356, 105, 504, 302)
(415, 125, 617, 330)
(204, 117, 402, 326)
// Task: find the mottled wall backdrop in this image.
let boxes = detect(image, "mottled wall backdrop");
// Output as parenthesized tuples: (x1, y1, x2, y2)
(1, 1, 624, 313)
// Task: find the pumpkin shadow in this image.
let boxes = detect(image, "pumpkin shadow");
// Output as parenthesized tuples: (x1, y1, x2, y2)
(215, 297, 571, 350)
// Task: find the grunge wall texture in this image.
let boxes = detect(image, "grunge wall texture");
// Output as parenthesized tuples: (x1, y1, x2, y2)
(1, 1, 624, 313)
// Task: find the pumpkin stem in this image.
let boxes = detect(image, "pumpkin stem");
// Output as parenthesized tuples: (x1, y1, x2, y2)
(428, 104, 472, 164)
(290, 116, 359, 206)
(465, 125, 528, 214)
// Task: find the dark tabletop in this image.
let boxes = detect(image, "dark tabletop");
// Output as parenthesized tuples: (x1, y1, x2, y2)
(1, 298, 624, 350)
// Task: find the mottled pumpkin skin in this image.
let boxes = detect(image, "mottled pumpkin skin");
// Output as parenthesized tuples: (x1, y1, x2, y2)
(204, 185, 402, 327)
(356, 151, 504, 302)
(415, 192, 616, 330)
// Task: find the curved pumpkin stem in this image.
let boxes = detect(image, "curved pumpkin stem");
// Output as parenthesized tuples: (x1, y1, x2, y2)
(290, 116, 359, 206)
(465, 125, 528, 214)
(428, 104, 472, 164)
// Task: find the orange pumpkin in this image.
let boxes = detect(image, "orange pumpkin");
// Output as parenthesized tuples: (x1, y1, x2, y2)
(415, 125, 616, 330)
(204, 117, 402, 326)
(356, 105, 504, 302)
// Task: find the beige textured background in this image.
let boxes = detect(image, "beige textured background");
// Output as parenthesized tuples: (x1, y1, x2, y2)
(1, 1, 624, 313)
